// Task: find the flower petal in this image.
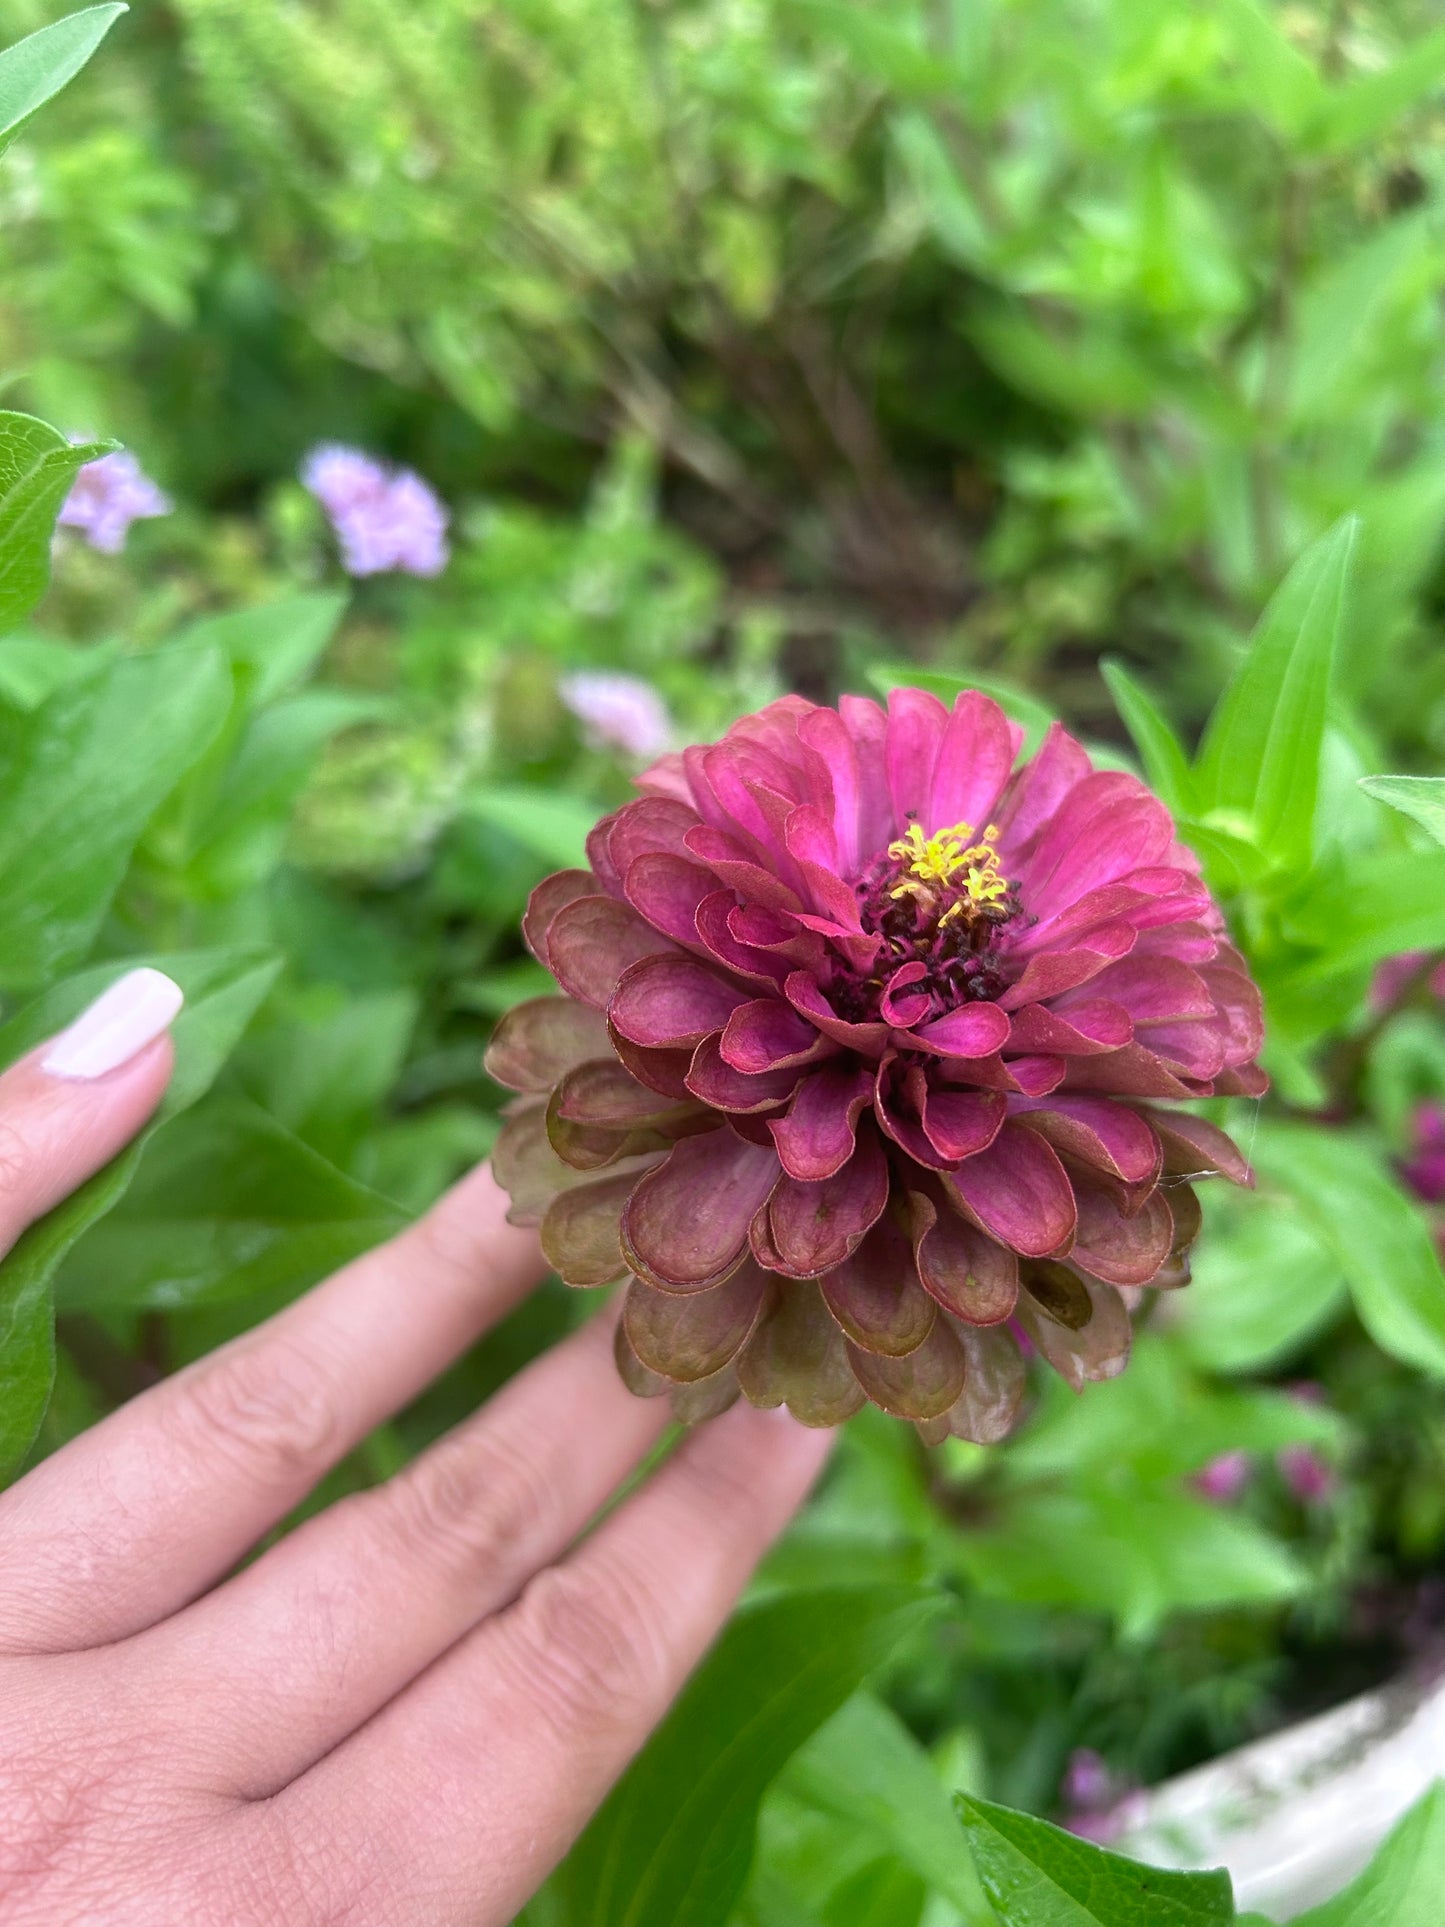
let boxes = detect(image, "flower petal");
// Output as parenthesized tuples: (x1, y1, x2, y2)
(610, 955, 748, 1049)
(769, 1063, 875, 1180)
(624, 1263, 768, 1381)
(524, 869, 599, 964)
(1084, 957, 1216, 1024)
(907, 1190, 1018, 1324)
(1062, 1043, 1197, 1100)
(721, 996, 834, 1073)
(484, 996, 612, 1093)
(622, 1129, 780, 1290)
(540, 1172, 634, 1286)
(943, 1124, 1077, 1258)
(1011, 1097, 1162, 1185)
(885, 686, 949, 826)
(622, 852, 715, 950)
(784, 971, 891, 1058)
(822, 1216, 937, 1357)
(768, 1121, 889, 1275)
(910, 1003, 1012, 1058)
(1070, 1178, 1174, 1285)
(608, 795, 701, 873)
(1015, 1273, 1131, 1390)
(670, 1365, 743, 1422)
(947, 1327, 1029, 1443)
(929, 691, 1020, 832)
(1005, 1000, 1132, 1056)
(999, 929, 1137, 1008)
(738, 1280, 867, 1425)
(548, 895, 668, 1010)
(686, 1034, 802, 1113)
(1138, 1106, 1254, 1186)
(847, 1316, 967, 1420)
(921, 1086, 1008, 1163)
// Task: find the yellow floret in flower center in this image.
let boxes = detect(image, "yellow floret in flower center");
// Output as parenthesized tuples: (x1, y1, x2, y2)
(886, 820, 1010, 924)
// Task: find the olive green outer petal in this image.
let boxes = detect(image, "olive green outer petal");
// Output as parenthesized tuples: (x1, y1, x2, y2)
(737, 1280, 866, 1426)
(947, 1325, 1028, 1442)
(540, 1172, 635, 1287)
(623, 1264, 767, 1382)
(846, 1316, 966, 1421)
(484, 995, 612, 1094)
(1015, 1275, 1131, 1391)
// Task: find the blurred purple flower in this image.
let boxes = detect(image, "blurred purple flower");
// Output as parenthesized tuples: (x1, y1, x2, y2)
(1060, 1749, 1146, 1843)
(1278, 1443, 1335, 1505)
(1402, 1102, 1445, 1204)
(58, 450, 171, 554)
(1062, 1748, 1113, 1811)
(1193, 1449, 1254, 1504)
(559, 671, 671, 760)
(1370, 951, 1445, 1011)
(300, 443, 449, 578)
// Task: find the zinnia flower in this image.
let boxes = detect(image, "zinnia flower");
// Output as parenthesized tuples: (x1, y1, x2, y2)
(300, 443, 449, 578)
(58, 449, 171, 553)
(488, 691, 1265, 1440)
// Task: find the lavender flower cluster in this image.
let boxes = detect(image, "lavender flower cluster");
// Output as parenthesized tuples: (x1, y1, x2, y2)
(300, 445, 449, 578)
(58, 451, 171, 554)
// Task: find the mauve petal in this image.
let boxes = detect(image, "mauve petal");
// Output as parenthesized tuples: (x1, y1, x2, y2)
(769, 1063, 875, 1180)
(728, 901, 821, 966)
(1213, 1062, 1269, 1097)
(768, 1121, 889, 1275)
(798, 704, 864, 871)
(693, 893, 791, 989)
(1139, 1106, 1253, 1186)
(999, 929, 1137, 1008)
(635, 747, 695, 804)
(1026, 795, 1176, 921)
(737, 1280, 866, 1425)
(685, 824, 805, 916)
(1138, 921, 1219, 964)
(1083, 957, 1215, 1025)
(583, 813, 626, 895)
(1071, 1178, 1174, 1285)
(1015, 1273, 1131, 1390)
(554, 1057, 690, 1128)
(524, 870, 599, 964)
(839, 692, 895, 851)
(687, 1034, 801, 1113)
(624, 1263, 767, 1382)
(944, 1124, 1077, 1258)
(610, 955, 748, 1049)
(540, 1172, 633, 1286)
(784, 971, 892, 1058)
(934, 1051, 1067, 1097)
(922, 1086, 1007, 1163)
(874, 1061, 948, 1169)
(1005, 1001, 1132, 1056)
(1062, 1043, 1197, 1100)
(822, 1217, 938, 1357)
(847, 1316, 967, 1420)
(485, 996, 612, 1093)
(608, 1031, 696, 1100)
(548, 895, 667, 1010)
(879, 962, 933, 1029)
(907, 1190, 1018, 1324)
(670, 1365, 743, 1422)
(995, 720, 1091, 847)
(622, 1130, 780, 1290)
(929, 691, 1020, 832)
(1011, 1097, 1161, 1185)
(495, 1101, 657, 1227)
(609, 795, 701, 872)
(885, 686, 949, 827)
(1142, 1016, 1229, 1082)
(1202, 964, 1265, 1064)
(1004, 1055, 1070, 1097)
(722, 996, 833, 1073)
(622, 852, 715, 950)
(947, 1326, 1029, 1442)
(911, 1002, 1012, 1057)
(545, 1086, 672, 1174)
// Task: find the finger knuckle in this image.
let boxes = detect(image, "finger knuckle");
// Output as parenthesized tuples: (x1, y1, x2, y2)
(377, 1427, 555, 1583)
(506, 1560, 668, 1739)
(179, 1340, 342, 1490)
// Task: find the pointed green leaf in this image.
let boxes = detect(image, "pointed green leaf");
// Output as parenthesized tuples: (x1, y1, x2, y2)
(554, 1586, 944, 1927)
(0, 414, 116, 630)
(0, 5, 126, 154)
(1196, 519, 1357, 865)
(0, 643, 231, 988)
(1291, 1782, 1445, 1925)
(1216, 0, 1326, 136)
(957, 1794, 1234, 1927)
(1359, 775, 1445, 850)
(171, 591, 348, 707)
(0, 948, 280, 1479)
(1310, 26, 1445, 154)
(1100, 661, 1196, 814)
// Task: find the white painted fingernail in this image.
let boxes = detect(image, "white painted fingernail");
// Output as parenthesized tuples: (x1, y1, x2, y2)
(40, 969, 184, 1080)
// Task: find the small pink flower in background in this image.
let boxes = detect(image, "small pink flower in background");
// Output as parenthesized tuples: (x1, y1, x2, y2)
(1060, 1748, 1145, 1843)
(1278, 1443, 1335, 1506)
(1193, 1449, 1253, 1504)
(1401, 1102, 1445, 1204)
(58, 450, 171, 554)
(300, 443, 449, 578)
(1370, 951, 1445, 1011)
(1062, 1748, 1113, 1810)
(560, 672, 672, 761)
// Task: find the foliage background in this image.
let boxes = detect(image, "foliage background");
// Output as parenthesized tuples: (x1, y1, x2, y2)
(7, 1, 1445, 1920)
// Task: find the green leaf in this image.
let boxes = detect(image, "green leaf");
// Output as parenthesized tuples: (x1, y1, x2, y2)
(957, 1795, 1234, 1926)
(1358, 775, 1445, 850)
(55, 1098, 403, 1314)
(0, 947, 279, 1479)
(1284, 848, 1445, 981)
(0, 5, 126, 155)
(1310, 26, 1445, 154)
(820, 1858, 928, 1927)
(785, 1693, 992, 1920)
(466, 784, 597, 870)
(0, 643, 231, 988)
(1252, 1121, 1445, 1380)
(1177, 1197, 1349, 1374)
(553, 1586, 943, 1927)
(1216, 0, 1325, 137)
(1196, 519, 1357, 867)
(1099, 661, 1196, 814)
(171, 591, 348, 707)
(0, 414, 116, 631)
(1291, 1782, 1445, 1925)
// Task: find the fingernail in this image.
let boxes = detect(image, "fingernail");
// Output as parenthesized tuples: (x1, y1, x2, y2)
(40, 969, 184, 1080)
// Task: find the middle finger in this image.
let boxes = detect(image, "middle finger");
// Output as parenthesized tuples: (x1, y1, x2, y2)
(131, 1303, 669, 1796)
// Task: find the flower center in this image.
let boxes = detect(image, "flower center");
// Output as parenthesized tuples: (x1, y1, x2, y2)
(844, 817, 1020, 1019)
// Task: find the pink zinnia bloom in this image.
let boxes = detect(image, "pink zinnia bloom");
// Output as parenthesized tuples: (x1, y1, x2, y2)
(561, 672, 672, 760)
(1402, 1102, 1445, 1204)
(58, 450, 171, 554)
(1193, 1449, 1254, 1504)
(488, 691, 1265, 1435)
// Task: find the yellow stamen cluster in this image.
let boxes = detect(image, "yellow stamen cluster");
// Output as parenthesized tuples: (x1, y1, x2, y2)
(887, 819, 1009, 923)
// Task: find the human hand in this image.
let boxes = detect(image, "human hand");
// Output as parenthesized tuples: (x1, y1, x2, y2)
(0, 971, 832, 1925)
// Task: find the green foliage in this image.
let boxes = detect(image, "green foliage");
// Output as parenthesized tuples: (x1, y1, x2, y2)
(1290, 1782, 1445, 1925)
(0, 3, 122, 154)
(0, 413, 113, 629)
